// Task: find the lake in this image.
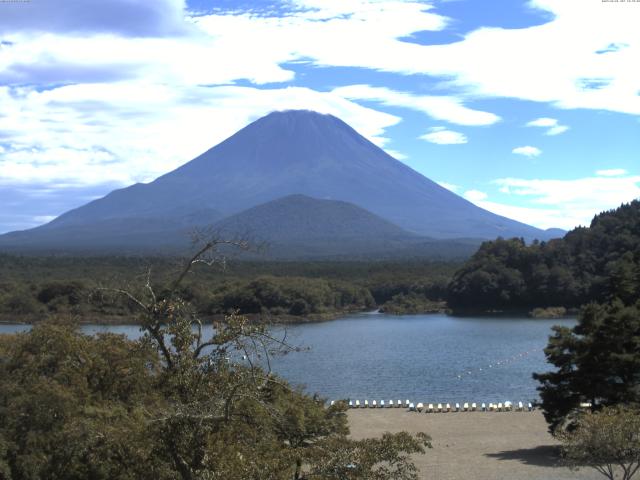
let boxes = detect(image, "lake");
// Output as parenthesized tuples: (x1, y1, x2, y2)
(0, 312, 575, 404)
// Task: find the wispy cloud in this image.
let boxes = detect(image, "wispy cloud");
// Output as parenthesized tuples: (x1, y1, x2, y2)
(491, 174, 640, 228)
(419, 127, 468, 144)
(526, 117, 569, 136)
(463, 189, 487, 202)
(512, 146, 542, 158)
(384, 149, 408, 160)
(3, 0, 640, 116)
(462, 173, 640, 230)
(437, 181, 460, 193)
(596, 168, 627, 177)
(333, 85, 500, 126)
(470, 199, 580, 231)
(0, 84, 401, 187)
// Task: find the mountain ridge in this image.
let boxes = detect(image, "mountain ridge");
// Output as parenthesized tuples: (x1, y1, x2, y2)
(0, 109, 563, 256)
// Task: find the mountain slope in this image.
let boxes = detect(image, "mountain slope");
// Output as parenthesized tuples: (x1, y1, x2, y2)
(215, 194, 415, 243)
(213, 194, 454, 259)
(212, 194, 480, 259)
(0, 110, 560, 254)
(0, 211, 221, 254)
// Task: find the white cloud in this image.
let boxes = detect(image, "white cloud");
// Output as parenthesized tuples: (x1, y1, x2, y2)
(252, 0, 640, 117)
(526, 117, 569, 135)
(526, 117, 557, 128)
(419, 127, 468, 144)
(492, 174, 640, 228)
(596, 168, 627, 177)
(383, 149, 408, 160)
(3, 0, 640, 118)
(33, 215, 57, 223)
(512, 146, 542, 157)
(461, 173, 640, 230)
(333, 85, 500, 126)
(0, 0, 445, 193)
(193, 0, 640, 118)
(437, 181, 460, 193)
(546, 125, 569, 136)
(0, 83, 401, 187)
(472, 199, 582, 231)
(292, 0, 447, 29)
(464, 189, 488, 202)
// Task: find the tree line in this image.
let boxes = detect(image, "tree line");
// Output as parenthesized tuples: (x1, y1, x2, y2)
(0, 256, 456, 321)
(448, 200, 640, 312)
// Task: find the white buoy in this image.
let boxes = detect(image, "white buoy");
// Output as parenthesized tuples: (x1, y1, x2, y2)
(372, 400, 377, 408)
(437, 403, 443, 413)
(409, 402, 416, 411)
(463, 402, 469, 411)
(364, 400, 369, 408)
(355, 400, 360, 408)
(471, 402, 477, 411)
(428, 403, 434, 413)
(455, 403, 460, 412)
(416, 402, 424, 412)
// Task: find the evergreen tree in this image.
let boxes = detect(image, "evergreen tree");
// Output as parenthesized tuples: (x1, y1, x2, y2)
(534, 301, 640, 432)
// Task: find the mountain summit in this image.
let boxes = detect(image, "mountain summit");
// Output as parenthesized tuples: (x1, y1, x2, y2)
(0, 110, 559, 255)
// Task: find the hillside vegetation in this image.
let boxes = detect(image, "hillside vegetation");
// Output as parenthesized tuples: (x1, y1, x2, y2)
(0, 256, 457, 322)
(448, 200, 640, 312)
(0, 243, 431, 480)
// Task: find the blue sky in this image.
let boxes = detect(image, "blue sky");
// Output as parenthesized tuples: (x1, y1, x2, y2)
(0, 0, 639, 233)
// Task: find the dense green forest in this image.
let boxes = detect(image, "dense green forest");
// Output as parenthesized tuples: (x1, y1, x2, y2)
(0, 244, 430, 479)
(4, 200, 639, 321)
(448, 201, 640, 312)
(0, 255, 457, 322)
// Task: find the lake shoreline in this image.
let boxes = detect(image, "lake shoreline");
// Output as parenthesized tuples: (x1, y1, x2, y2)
(0, 306, 578, 326)
(0, 309, 377, 326)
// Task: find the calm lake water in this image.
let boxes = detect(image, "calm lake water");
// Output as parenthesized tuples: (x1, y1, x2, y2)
(1, 312, 575, 404)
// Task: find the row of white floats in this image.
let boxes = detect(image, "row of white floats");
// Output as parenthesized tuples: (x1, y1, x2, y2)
(334, 399, 534, 412)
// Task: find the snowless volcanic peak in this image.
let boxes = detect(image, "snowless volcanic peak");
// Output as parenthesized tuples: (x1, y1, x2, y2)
(0, 110, 559, 254)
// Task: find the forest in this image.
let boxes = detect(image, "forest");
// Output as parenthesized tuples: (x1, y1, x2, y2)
(447, 200, 640, 312)
(0, 255, 457, 322)
(0, 243, 431, 480)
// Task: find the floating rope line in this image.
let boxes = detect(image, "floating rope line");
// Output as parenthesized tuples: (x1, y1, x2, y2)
(455, 348, 542, 380)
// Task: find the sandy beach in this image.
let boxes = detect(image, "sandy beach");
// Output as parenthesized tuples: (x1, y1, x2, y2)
(348, 409, 601, 480)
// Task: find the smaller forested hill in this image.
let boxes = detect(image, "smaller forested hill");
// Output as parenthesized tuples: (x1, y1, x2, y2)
(447, 200, 640, 311)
